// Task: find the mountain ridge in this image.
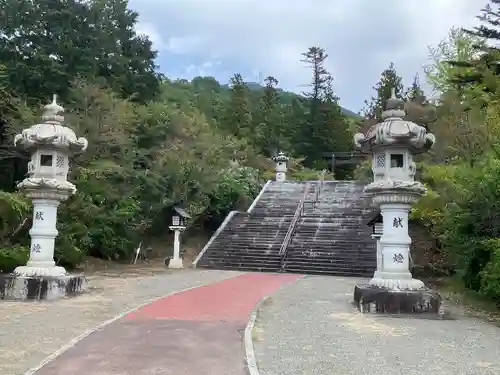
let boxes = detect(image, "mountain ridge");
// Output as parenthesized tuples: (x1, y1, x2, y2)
(222, 82, 362, 119)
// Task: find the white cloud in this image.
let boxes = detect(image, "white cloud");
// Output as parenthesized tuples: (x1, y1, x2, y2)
(130, 0, 484, 110)
(184, 60, 222, 77)
(135, 21, 165, 50)
(164, 35, 212, 55)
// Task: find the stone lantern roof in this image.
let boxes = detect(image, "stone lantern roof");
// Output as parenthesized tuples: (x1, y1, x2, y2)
(353, 89, 436, 154)
(14, 95, 88, 154)
(273, 151, 289, 163)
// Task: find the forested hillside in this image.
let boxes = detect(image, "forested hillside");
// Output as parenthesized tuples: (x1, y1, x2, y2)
(0, 0, 372, 271)
(2, 0, 500, 305)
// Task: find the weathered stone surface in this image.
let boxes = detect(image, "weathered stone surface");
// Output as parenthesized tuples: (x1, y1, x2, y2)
(353, 284, 445, 317)
(0, 273, 85, 301)
(282, 181, 376, 276)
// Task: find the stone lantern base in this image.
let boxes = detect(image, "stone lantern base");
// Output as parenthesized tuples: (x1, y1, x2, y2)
(0, 273, 86, 301)
(168, 258, 184, 269)
(353, 284, 449, 318)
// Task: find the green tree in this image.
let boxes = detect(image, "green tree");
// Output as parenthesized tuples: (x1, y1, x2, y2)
(446, 3, 500, 103)
(223, 74, 252, 137)
(295, 46, 350, 167)
(317, 75, 351, 154)
(362, 62, 404, 121)
(254, 76, 287, 156)
(0, 0, 161, 103)
(425, 27, 480, 95)
(403, 74, 437, 131)
(405, 74, 427, 104)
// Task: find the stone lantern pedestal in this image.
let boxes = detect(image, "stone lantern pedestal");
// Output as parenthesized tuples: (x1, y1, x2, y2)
(0, 95, 88, 301)
(352, 91, 445, 317)
(168, 225, 186, 269)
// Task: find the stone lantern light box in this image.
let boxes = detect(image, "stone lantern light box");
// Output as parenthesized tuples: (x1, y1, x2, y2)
(170, 206, 190, 228)
(30, 148, 69, 181)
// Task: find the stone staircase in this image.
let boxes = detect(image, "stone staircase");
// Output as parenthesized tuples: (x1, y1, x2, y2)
(194, 180, 376, 276)
(282, 181, 376, 276)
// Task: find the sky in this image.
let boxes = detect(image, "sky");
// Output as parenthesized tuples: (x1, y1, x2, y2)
(129, 0, 484, 113)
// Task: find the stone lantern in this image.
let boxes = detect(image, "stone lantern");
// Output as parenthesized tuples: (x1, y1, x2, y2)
(168, 207, 191, 269)
(352, 90, 441, 314)
(272, 152, 289, 182)
(5, 95, 88, 299)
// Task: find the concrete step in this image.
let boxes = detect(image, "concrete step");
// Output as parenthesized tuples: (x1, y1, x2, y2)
(198, 263, 282, 273)
(282, 256, 375, 264)
(283, 267, 373, 277)
(197, 180, 378, 277)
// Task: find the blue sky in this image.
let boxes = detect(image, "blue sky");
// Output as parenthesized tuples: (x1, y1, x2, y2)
(129, 0, 483, 113)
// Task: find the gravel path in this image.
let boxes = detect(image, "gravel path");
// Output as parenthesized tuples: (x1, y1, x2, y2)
(0, 268, 242, 375)
(253, 275, 500, 375)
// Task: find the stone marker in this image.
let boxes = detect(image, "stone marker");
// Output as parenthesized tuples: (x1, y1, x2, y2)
(0, 95, 88, 300)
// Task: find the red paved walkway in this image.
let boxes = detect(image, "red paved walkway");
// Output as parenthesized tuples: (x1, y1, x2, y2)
(34, 272, 301, 375)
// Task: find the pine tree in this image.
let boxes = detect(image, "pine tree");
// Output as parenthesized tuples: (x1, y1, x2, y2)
(448, 1, 500, 97)
(223, 74, 252, 137)
(317, 75, 351, 153)
(301, 47, 329, 123)
(404, 73, 436, 130)
(405, 73, 427, 104)
(362, 63, 404, 121)
(296, 46, 350, 167)
(254, 76, 285, 156)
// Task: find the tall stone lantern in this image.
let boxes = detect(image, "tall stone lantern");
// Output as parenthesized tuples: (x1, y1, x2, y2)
(352, 91, 442, 314)
(6, 95, 88, 299)
(273, 152, 289, 182)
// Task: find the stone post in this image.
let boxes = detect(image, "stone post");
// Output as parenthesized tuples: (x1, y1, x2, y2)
(168, 225, 186, 269)
(273, 152, 289, 182)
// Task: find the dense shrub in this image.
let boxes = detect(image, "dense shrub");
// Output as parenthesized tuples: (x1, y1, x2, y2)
(415, 153, 500, 300)
(0, 245, 29, 273)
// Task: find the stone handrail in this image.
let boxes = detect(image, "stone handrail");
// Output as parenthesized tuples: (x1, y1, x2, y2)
(278, 183, 309, 259)
(314, 169, 327, 204)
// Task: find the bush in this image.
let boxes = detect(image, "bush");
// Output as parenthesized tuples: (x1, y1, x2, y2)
(427, 153, 500, 294)
(0, 245, 29, 273)
(204, 166, 261, 228)
(479, 239, 500, 302)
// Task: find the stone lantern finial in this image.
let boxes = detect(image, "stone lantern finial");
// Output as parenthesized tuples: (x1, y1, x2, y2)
(42, 94, 65, 124)
(382, 89, 405, 120)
